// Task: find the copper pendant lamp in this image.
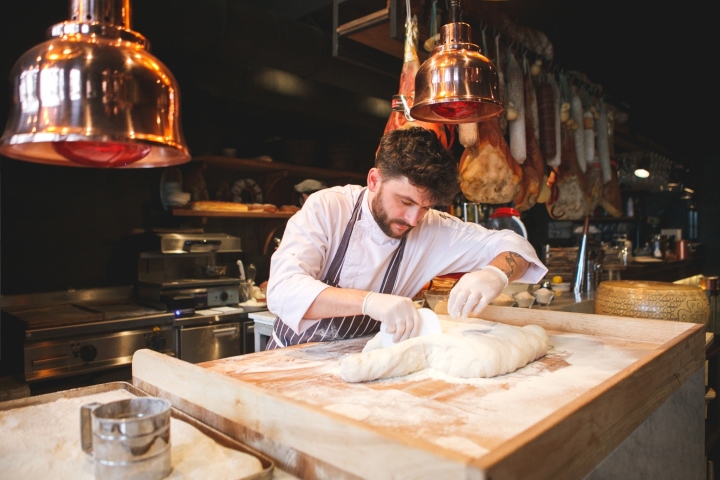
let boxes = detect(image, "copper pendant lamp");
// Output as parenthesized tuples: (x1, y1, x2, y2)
(0, 0, 190, 168)
(410, 0, 503, 124)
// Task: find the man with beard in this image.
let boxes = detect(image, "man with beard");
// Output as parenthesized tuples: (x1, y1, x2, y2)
(265, 127, 547, 349)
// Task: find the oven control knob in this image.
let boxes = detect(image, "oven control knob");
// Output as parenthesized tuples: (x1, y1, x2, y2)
(79, 345, 98, 362)
(147, 333, 167, 351)
(220, 291, 229, 302)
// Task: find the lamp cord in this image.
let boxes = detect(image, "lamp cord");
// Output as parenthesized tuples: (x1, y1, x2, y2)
(450, 0, 461, 23)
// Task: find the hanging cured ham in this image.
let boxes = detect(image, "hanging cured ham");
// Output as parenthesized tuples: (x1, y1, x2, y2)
(546, 123, 591, 220)
(513, 71, 545, 211)
(458, 118, 522, 204)
(382, 15, 453, 150)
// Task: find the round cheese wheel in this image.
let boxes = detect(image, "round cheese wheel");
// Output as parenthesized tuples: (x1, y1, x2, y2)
(594, 280, 709, 324)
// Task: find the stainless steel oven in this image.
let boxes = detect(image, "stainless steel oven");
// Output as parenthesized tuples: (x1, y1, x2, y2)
(0, 287, 176, 387)
(173, 312, 257, 363)
(177, 322, 241, 364)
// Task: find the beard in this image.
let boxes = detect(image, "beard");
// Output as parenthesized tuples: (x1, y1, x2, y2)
(370, 184, 414, 239)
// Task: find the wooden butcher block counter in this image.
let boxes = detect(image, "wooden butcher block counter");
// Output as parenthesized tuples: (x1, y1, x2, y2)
(132, 306, 706, 480)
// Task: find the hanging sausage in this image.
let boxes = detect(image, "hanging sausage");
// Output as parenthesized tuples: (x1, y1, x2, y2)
(506, 49, 526, 164)
(513, 68, 545, 211)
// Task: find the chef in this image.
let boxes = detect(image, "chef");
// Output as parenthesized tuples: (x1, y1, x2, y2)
(265, 127, 547, 349)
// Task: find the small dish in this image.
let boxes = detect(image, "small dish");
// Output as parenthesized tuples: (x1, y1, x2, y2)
(424, 289, 451, 313)
(514, 292, 535, 308)
(534, 287, 554, 306)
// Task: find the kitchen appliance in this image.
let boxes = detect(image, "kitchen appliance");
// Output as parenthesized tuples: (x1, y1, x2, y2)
(134, 231, 260, 364)
(136, 232, 243, 313)
(0, 287, 176, 387)
(173, 311, 256, 364)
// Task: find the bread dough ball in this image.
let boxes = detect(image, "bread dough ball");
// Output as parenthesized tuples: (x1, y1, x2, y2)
(340, 320, 548, 382)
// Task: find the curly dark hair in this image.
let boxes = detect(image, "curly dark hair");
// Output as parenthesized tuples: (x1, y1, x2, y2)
(375, 127, 459, 206)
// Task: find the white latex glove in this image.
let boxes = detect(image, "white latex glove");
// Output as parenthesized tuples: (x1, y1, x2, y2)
(448, 266, 509, 318)
(362, 292, 421, 343)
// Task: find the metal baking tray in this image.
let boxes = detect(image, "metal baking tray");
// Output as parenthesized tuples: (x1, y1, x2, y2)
(0, 381, 274, 479)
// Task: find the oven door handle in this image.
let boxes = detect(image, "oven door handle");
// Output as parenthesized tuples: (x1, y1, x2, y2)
(32, 355, 72, 366)
(213, 326, 239, 337)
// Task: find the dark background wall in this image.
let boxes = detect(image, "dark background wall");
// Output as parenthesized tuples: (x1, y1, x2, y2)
(1, 1, 719, 297)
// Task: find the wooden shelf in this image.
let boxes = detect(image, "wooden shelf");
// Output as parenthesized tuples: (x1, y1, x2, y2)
(192, 155, 366, 181)
(335, 3, 430, 62)
(171, 209, 295, 219)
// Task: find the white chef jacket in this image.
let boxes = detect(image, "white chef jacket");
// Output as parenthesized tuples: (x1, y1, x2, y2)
(266, 184, 547, 334)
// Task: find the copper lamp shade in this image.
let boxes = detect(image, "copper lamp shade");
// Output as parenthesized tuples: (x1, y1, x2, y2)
(0, 0, 190, 168)
(410, 21, 503, 124)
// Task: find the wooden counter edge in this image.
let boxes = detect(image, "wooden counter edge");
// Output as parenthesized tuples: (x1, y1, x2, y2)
(132, 349, 474, 479)
(480, 305, 697, 344)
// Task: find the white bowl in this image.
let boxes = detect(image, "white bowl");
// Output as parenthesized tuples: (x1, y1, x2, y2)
(514, 293, 536, 308)
(553, 282, 571, 292)
(424, 290, 450, 313)
(534, 288, 554, 306)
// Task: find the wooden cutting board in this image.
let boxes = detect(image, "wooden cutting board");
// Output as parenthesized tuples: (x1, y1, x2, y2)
(133, 306, 705, 479)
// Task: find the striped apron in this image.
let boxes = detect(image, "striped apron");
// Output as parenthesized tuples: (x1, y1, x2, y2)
(266, 188, 407, 349)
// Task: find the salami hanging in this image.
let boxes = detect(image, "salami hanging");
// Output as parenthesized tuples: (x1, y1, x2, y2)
(513, 70, 545, 211)
(536, 74, 557, 161)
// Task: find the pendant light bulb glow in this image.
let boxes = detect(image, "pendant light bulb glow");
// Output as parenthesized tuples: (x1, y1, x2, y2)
(410, 1, 503, 124)
(0, 0, 190, 168)
(634, 168, 650, 179)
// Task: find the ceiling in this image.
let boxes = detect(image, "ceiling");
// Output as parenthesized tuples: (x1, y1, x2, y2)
(256, 0, 717, 162)
(1, 0, 716, 167)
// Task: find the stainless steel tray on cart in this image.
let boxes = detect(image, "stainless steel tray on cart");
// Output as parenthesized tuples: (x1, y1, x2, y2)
(0, 381, 274, 480)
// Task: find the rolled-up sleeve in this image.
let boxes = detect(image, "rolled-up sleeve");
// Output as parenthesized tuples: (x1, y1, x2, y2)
(410, 212, 547, 285)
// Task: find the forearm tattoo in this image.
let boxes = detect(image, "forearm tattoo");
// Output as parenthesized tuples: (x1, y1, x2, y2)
(500, 252, 524, 280)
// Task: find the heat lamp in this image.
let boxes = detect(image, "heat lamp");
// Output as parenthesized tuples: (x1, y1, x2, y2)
(410, 0, 503, 124)
(0, 0, 190, 168)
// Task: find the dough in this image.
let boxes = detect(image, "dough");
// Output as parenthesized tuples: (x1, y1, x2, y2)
(340, 320, 548, 383)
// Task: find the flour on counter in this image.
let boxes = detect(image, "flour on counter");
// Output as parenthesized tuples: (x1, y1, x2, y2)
(0, 389, 264, 480)
(277, 324, 646, 456)
(200, 316, 650, 460)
